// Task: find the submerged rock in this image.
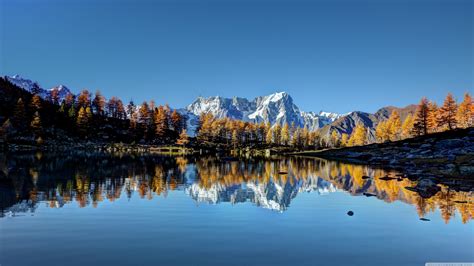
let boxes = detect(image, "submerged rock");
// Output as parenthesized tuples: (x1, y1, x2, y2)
(379, 176, 397, 181)
(363, 192, 376, 197)
(415, 179, 441, 198)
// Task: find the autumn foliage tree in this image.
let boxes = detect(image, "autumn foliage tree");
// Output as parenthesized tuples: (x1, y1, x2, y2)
(427, 101, 438, 133)
(176, 129, 189, 147)
(456, 93, 473, 128)
(413, 97, 430, 136)
(437, 93, 457, 130)
(30, 111, 42, 135)
(348, 124, 367, 146)
(401, 113, 414, 139)
(92, 90, 106, 116)
(155, 105, 169, 141)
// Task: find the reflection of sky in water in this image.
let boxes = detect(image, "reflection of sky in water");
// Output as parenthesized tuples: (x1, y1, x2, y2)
(1, 154, 473, 223)
(1, 154, 473, 266)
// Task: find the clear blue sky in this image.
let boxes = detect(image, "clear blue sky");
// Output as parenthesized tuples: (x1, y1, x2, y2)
(1, 0, 472, 113)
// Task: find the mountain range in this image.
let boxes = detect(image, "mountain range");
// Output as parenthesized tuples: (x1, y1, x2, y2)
(4, 75, 417, 139)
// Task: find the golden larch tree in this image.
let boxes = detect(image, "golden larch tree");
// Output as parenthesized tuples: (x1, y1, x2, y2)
(176, 129, 190, 147)
(92, 90, 106, 115)
(456, 92, 473, 128)
(375, 121, 389, 143)
(155, 105, 169, 139)
(427, 101, 438, 133)
(330, 130, 339, 147)
(30, 111, 42, 135)
(413, 97, 430, 136)
(349, 124, 367, 146)
(401, 113, 414, 139)
(340, 133, 349, 147)
(437, 93, 457, 130)
(273, 124, 282, 146)
(387, 110, 401, 141)
(76, 107, 90, 134)
(170, 110, 183, 132)
(29, 94, 42, 112)
(77, 89, 91, 108)
(281, 123, 290, 146)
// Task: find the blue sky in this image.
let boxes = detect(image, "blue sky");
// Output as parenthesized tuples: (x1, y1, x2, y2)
(1, 0, 472, 113)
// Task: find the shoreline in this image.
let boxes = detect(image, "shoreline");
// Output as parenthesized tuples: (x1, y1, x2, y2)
(292, 127, 474, 180)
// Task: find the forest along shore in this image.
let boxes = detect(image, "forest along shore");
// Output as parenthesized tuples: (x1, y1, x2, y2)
(295, 127, 474, 181)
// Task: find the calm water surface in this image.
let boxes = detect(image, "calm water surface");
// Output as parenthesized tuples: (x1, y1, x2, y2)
(0, 152, 473, 266)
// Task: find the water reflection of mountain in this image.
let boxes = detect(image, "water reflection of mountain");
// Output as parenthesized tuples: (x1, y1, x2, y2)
(185, 177, 338, 212)
(0, 152, 472, 223)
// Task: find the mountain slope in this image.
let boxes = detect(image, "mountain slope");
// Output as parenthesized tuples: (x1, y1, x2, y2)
(320, 105, 417, 142)
(4, 74, 417, 139)
(186, 92, 343, 131)
(6, 75, 72, 102)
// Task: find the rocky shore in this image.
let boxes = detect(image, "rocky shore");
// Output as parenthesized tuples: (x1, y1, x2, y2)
(5, 141, 194, 155)
(297, 127, 474, 180)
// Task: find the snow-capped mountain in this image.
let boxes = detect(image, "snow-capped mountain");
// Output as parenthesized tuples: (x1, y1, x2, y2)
(6, 75, 72, 102)
(50, 84, 72, 101)
(187, 92, 344, 131)
(4, 75, 347, 133)
(185, 175, 338, 212)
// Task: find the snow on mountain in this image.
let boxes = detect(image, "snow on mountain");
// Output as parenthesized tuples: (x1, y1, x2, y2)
(187, 92, 345, 131)
(186, 96, 255, 121)
(6, 75, 72, 102)
(185, 175, 338, 212)
(50, 84, 72, 101)
(6, 75, 49, 98)
(176, 108, 199, 137)
(5, 74, 348, 134)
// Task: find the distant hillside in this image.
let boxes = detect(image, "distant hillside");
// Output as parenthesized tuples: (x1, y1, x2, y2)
(2, 74, 420, 144)
(319, 105, 417, 142)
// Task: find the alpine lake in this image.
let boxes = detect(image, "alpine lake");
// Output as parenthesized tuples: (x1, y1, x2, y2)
(1, 152, 473, 266)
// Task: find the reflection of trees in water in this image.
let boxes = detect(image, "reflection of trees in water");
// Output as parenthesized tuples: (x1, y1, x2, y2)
(0, 153, 472, 223)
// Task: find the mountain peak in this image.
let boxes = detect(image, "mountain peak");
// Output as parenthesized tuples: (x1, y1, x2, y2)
(186, 91, 342, 131)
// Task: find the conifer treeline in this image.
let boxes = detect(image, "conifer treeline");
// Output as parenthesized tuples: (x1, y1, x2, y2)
(1, 76, 472, 149)
(1, 78, 190, 145)
(195, 92, 473, 149)
(196, 113, 321, 149)
(374, 92, 473, 144)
